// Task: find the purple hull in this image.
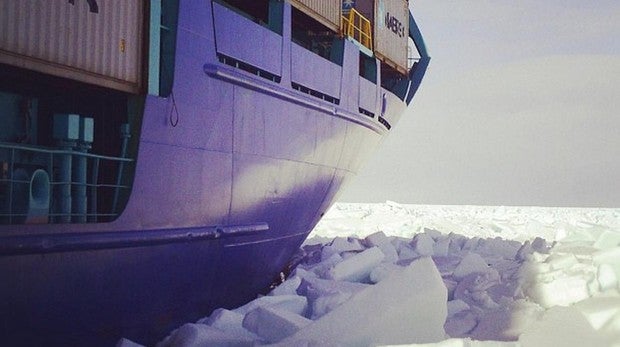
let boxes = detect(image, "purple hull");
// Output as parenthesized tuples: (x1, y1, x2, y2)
(0, 0, 429, 345)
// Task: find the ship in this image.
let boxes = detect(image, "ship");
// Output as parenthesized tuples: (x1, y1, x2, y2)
(0, 0, 429, 345)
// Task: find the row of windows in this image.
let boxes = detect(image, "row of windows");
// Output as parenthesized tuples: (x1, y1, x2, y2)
(214, 0, 407, 99)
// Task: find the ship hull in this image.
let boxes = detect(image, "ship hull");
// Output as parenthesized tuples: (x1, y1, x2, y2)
(0, 87, 383, 346)
(2, 231, 310, 346)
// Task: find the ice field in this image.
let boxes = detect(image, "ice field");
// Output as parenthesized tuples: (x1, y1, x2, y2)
(120, 202, 620, 346)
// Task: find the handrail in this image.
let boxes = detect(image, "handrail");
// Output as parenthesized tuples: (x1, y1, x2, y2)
(342, 8, 373, 51)
(0, 141, 134, 225)
(0, 141, 133, 162)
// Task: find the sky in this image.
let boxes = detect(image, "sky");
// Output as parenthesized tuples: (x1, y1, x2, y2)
(340, 0, 620, 207)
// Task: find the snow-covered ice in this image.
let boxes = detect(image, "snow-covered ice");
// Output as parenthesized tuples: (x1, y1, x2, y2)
(327, 246, 385, 282)
(278, 257, 447, 346)
(140, 202, 620, 347)
(243, 305, 312, 343)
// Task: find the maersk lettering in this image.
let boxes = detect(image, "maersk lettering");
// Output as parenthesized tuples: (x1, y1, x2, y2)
(385, 12, 405, 38)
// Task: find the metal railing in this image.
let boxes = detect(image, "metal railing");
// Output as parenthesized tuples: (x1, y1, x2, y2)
(0, 141, 133, 225)
(342, 8, 373, 51)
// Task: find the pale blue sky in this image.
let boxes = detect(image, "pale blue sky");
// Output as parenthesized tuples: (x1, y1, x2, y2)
(341, 1, 620, 207)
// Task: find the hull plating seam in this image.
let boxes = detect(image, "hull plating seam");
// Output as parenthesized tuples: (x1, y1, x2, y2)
(203, 63, 387, 135)
(223, 230, 310, 248)
(139, 139, 349, 171)
(0, 223, 269, 255)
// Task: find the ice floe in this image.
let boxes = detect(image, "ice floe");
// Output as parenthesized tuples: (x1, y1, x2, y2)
(127, 202, 620, 346)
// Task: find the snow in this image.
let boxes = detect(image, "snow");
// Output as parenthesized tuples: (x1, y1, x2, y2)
(116, 337, 145, 347)
(326, 246, 385, 282)
(234, 295, 307, 316)
(518, 306, 607, 347)
(242, 305, 312, 343)
(197, 309, 258, 341)
(411, 233, 435, 257)
(157, 323, 254, 347)
(452, 253, 490, 280)
(279, 257, 447, 346)
(132, 202, 620, 347)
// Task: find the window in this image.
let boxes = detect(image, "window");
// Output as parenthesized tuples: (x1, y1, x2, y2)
(291, 7, 343, 65)
(214, 0, 283, 34)
(380, 62, 408, 100)
(359, 52, 377, 83)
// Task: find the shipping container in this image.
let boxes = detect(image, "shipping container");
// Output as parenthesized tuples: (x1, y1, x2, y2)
(288, 0, 341, 33)
(373, 0, 409, 75)
(0, 0, 144, 93)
